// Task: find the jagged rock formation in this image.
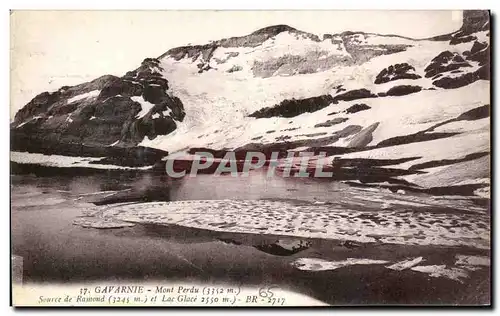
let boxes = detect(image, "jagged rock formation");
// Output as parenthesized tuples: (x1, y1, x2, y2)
(450, 10, 490, 45)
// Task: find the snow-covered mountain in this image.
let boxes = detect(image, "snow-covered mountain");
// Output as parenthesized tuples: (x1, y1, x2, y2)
(11, 10, 490, 196)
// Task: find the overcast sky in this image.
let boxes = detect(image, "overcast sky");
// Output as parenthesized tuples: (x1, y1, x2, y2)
(10, 10, 463, 119)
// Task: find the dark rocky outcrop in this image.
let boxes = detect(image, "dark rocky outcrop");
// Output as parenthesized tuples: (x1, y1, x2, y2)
(423, 49, 489, 89)
(10, 132, 168, 167)
(344, 103, 371, 114)
(14, 75, 118, 123)
(426, 11, 490, 89)
(373, 105, 486, 148)
(332, 157, 421, 168)
(97, 78, 144, 100)
(253, 239, 311, 256)
(249, 89, 379, 119)
(374, 63, 421, 84)
(301, 157, 424, 183)
(92, 185, 171, 205)
(226, 65, 243, 73)
(333, 85, 347, 94)
(11, 58, 186, 160)
(384, 85, 422, 96)
(333, 89, 378, 102)
(464, 41, 490, 66)
(456, 104, 490, 121)
(248, 95, 334, 118)
(297, 156, 424, 184)
(433, 65, 489, 89)
(424, 51, 471, 78)
(460, 10, 490, 34)
(314, 117, 348, 128)
(450, 10, 490, 45)
(450, 35, 477, 45)
(233, 125, 363, 154)
(345, 180, 488, 197)
(431, 11, 490, 89)
(408, 152, 489, 171)
(376, 132, 460, 148)
(426, 104, 490, 132)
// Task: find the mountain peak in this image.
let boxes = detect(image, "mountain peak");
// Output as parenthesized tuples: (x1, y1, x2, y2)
(161, 23, 321, 60)
(250, 24, 299, 36)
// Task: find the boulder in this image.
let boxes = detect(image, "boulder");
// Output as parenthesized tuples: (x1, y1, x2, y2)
(333, 88, 377, 102)
(344, 103, 371, 114)
(374, 63, 421, 84)
(347, 122, 380, 148)
(384, 85, 422, 96)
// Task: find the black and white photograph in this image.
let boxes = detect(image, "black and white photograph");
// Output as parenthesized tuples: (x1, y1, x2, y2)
(9, 9, 491, 306)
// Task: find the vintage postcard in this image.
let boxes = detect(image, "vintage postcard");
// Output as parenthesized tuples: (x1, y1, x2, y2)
(10, 10, 490, 306)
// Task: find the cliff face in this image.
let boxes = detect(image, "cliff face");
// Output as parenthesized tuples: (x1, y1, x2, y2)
(11, 58, 185, 156)
(11, 11, 491, 192)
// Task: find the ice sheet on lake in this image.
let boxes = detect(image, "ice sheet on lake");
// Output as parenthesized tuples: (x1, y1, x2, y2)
(411, 265, 469, 283)
(292, 257, 389, 271)
(386, 257, 424, 271)
(73, 217, 136, 229)
(455, 255, 490, 267)
(84, 199, 490, 249)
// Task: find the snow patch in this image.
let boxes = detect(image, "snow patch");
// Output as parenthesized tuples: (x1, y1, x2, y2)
(10, 151, 153, 170)
(474, 186, 490, 199)
(67, 90, 100, 104)
(16, 116, 43, 128)
(131, 96, 156, 119)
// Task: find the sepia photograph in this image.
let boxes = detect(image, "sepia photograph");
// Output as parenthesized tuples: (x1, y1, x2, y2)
(9, 9, 491, 306)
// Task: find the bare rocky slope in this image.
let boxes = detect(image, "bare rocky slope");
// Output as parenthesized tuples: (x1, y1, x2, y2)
(11, 10, 490, 196)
